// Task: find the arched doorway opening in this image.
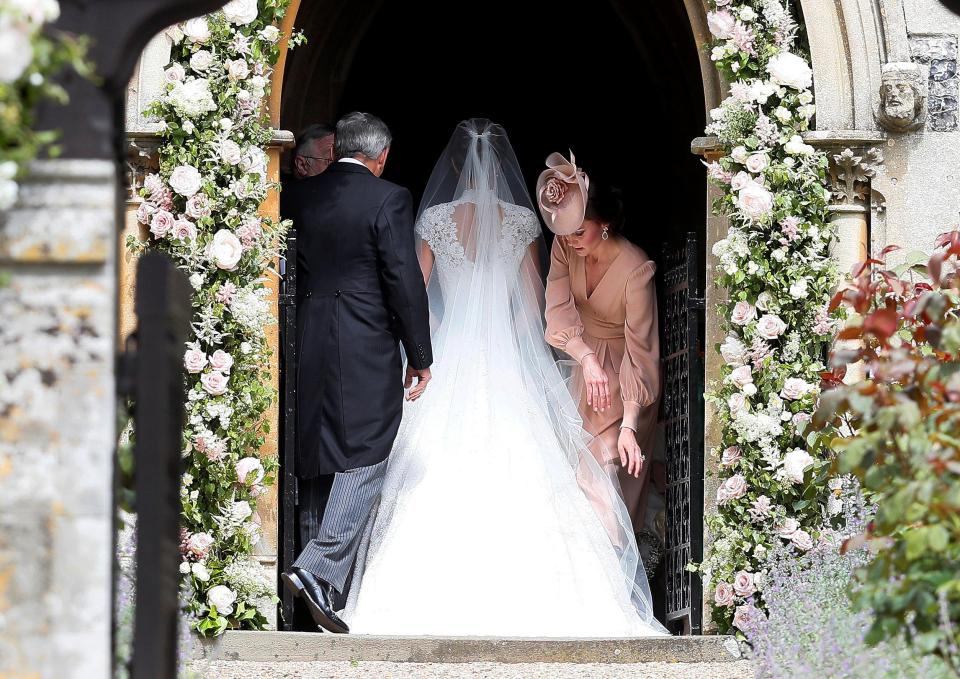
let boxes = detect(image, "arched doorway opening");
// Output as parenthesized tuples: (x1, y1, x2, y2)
(276, 0, 709, 633)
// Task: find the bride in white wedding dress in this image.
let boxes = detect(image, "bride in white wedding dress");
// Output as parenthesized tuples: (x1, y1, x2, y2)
(343, 119, 667, 637)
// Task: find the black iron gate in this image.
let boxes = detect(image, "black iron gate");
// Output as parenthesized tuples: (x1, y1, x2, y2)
(278, 231, 298, 630)
(659, 232, 705, 635)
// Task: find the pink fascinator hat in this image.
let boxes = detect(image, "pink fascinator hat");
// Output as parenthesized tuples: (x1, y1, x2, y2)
(536, 150, 590, 236)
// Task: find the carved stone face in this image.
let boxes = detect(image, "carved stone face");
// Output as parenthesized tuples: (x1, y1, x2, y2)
(876, 63, 926, 132)
(881, 79, 917, 122)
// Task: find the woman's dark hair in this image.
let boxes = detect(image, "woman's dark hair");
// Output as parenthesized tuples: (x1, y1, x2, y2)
(584, 179, 625, 233)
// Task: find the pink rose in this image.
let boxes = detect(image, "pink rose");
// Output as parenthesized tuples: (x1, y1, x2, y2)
(250, 484, 267, 498)
(727, 392, 748, 416)
(737, 181, 774, 221)
(201, 371, 229, 396)
(776, 517, 800, 539)
(748, 495, 772, 520)
(733, 571, 756, 597)
(136, 201, 155, 225)
(717, 474, 747, 504)
(186, 193, 211, 219)
(226, 58, 250, 81)
(730, 171, 752, 191)
(791, 529, 814, 551)
(209, 350, 234, 373)
(792, 412, 812, 426)
(731, 301, 757, 326)
(729, 365, 753, 389)
(707, 10, 736, 38)
(745, 153, 769, 174)
(781, 377, 811, 400)
(187, 532, 214, 556)
(733, 604, 763, 632)
(714, 582, 735, 608)
(235, 457, 265, 485)
(544, 177, 567, 205)
(757, 314, 788, 340)
(216, 281, 237, 305)
(721, 446, 742, 467)
(164, 62, 185, 84)
(184, 348, 208, 374)
(150, 209, 174, 239)
(172, 218, 197, 242)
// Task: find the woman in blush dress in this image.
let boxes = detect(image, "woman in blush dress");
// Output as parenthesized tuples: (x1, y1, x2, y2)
(539, 152, 660, 533)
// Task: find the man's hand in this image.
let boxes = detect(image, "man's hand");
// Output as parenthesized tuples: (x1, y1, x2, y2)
(404, 366, 432, 401)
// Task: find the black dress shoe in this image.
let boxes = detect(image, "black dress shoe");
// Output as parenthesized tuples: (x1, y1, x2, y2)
(281, 567, 349, 634)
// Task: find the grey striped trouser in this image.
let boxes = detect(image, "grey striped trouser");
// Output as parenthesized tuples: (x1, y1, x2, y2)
(293, 457, 388, 594)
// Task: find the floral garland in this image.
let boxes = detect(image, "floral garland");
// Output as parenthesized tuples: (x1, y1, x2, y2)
(699, 0, 840, 633)
(128, 0, 298, 636)
(0, 0, 89, 213)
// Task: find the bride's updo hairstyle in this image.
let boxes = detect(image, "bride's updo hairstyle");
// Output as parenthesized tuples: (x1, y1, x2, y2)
(584, 179, 626, 233)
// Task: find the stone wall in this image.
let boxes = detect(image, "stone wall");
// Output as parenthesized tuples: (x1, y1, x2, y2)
(0, 160, 117, 678)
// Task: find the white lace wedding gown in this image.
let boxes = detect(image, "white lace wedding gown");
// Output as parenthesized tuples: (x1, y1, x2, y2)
(343, 120, 666, 637)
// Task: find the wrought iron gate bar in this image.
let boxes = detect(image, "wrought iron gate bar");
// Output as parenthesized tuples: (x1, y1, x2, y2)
(659, 232, 705, 635)
(278, 232, 298, 630)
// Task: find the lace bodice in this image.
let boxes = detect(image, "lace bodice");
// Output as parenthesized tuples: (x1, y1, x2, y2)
(416, 198, 542, 271)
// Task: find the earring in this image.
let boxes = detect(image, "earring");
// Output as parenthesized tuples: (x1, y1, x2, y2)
(601, 226, 610, 241)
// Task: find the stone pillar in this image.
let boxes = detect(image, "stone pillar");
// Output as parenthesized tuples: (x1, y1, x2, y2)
(0, 159, 117, 678)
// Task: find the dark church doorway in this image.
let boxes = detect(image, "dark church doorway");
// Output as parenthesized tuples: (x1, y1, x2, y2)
(278, 0, 707, 633)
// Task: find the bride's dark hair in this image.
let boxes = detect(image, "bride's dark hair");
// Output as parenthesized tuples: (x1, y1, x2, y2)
(585, 179, 626, 233)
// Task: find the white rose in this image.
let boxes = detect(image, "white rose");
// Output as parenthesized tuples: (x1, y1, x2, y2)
(756, 314, 787, 339)
(169, 165, 202, 197)
(183, 17, 211, 43)
(737, 182, 775, 221)
(240, 341, 253, 355)
(179, 561, 191, 574)
(189, 273, 205, 290)
(798, 90, 814, 105)
(800, 104, 817, 120)
(167, 78, 216, 117)
(729, 365, 753, 389)
(731, 301, 757, 326)
(731, 146, 749, 164)
(791, 529, 814, 551)
(231, 500, 253, 522)
(743, 383, 757, 396)
(728, 393, 748, 416)
(733, 571, 756, 597)
(756, 291, 773, 311)
(201, 371, 229, 396)
(781, 377, 811, 400)
(211, 229, 243, 271)
(260, 25, 281, 42)
(164, 62, 185, 84)
(219, 118, 234, 132)
(747, 261, 759, 275)
(782, 448, 814, 484)
(226, 58, 250, 81)
(220, 139, 243, 166)
(745, 153, 769, 174)
(776, 517, 800, 539)
(739, 6, 757, 21)
(785, 134, 815, 156)
(790, 278, 810, 299)
(749, 80, 777, 104)
(184, 348, 208, 374)
(717, 474, 747, 504)
(190, 50, 214, 72)
(720, 335, 748, 366)
(235, 457, 265, 485)
(767, 51, 813, 90)
(207, 585, 237, 615)
(773, 248, 788, 262)
(209, 350, 234, 373)
(0, 21, 33, 84)
(774, 106, 792, 124)
(192, 562, 211, 582)
(222, 0, 259, 25)
(730, 171, 752, 191)
(707, 10, 736, 39)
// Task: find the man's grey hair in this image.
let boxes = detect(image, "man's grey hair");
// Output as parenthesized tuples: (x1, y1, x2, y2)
(335, 112, 392, 161)
(294, 122, 335, 160)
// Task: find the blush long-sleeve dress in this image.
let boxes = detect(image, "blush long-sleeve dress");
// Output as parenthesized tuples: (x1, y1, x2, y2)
(545, 236, 660, 531)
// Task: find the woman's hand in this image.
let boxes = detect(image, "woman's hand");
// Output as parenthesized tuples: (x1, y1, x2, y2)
(617, 427, 644, 478)
(581, 353, 611, 412)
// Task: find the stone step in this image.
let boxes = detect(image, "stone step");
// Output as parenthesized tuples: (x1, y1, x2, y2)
(195, 631, 743, 665)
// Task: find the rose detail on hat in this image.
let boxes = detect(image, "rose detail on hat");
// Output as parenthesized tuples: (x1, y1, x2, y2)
(543, 177, 567, 206)
(535, 151, 590, 236)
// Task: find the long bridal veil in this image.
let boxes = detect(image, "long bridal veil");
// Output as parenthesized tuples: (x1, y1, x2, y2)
(408, 119, 665, 631)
